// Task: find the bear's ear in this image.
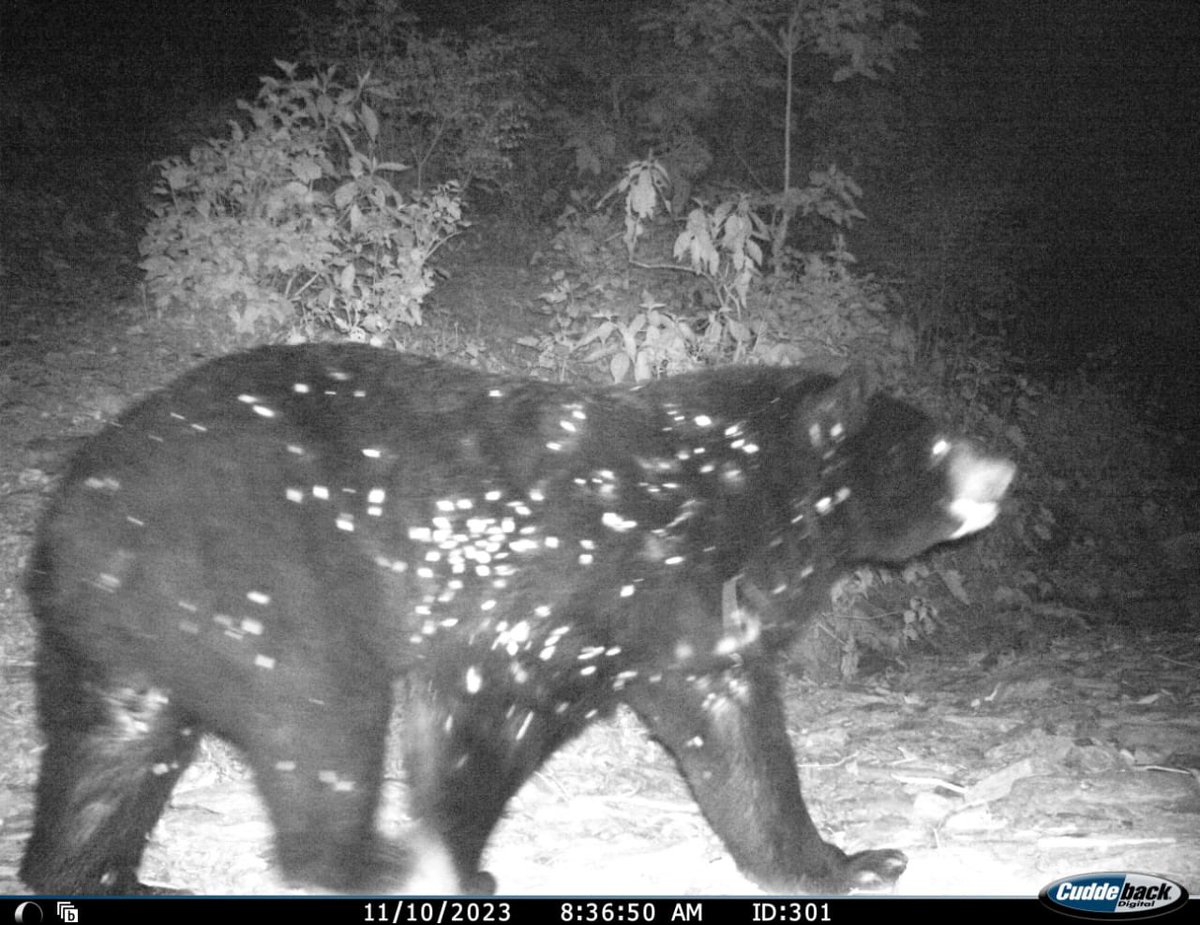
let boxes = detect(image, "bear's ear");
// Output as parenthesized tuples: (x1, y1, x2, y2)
(793, 365, 872, 454)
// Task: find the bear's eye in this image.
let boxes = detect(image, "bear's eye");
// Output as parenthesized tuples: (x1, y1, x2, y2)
(930, 438, 951, 462)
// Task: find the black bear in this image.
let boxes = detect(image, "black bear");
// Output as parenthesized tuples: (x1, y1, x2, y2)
(21, 344, 1014, 895)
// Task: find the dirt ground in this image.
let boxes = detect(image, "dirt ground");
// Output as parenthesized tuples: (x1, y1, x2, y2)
(2, 183, 1199, 899)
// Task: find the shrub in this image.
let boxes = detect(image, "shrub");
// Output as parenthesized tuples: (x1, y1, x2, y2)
(296, 0, 536, 199)
(139, 62, 466, 345)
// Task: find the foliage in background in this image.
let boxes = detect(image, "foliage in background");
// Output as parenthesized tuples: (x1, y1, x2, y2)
(527, 153, 907, 385)
(640, 0, 921, 261)
(505, 0, 926, 408)
(295, 0, 537, 198)
(139, 62, 466, 344)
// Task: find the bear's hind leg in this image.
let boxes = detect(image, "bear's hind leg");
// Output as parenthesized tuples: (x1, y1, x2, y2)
(226, 669, 403, 892)
(21, 647, 199, 894)
(401, 679, 568, 893)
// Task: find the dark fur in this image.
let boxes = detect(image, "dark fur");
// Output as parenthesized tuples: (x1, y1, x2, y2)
(21, 345, 1013, 894)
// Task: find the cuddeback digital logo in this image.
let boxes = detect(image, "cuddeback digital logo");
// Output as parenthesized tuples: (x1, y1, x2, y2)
(1039, 872, 1190, 919)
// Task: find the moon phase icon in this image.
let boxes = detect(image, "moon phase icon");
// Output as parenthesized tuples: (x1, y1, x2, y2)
(14, 902, 44, 924)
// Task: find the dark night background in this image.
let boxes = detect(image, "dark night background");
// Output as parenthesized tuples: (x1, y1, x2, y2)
(4, 0, 1197, 404)
(933, 3, 1199, 361)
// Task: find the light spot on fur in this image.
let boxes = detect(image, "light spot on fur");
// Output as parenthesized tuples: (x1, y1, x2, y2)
(318, 770, 357, 792)
(603, 512, 637, 531)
